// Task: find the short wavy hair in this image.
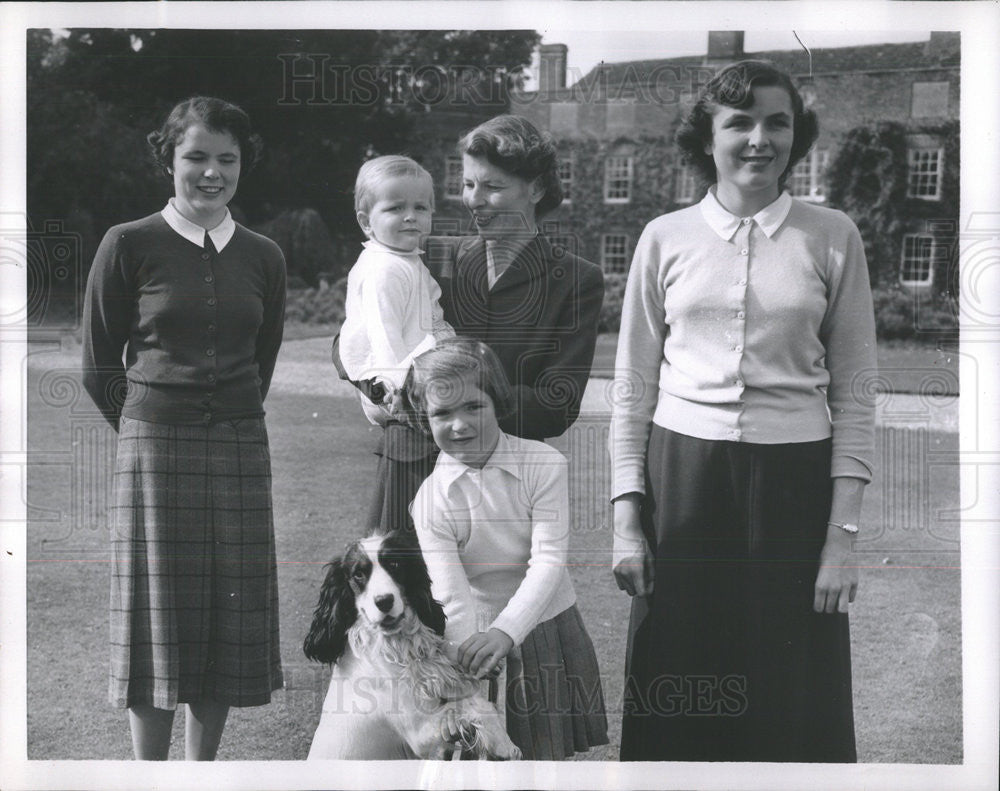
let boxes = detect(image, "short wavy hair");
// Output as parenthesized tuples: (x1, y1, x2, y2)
(403, 337, 515, 436)
(147, 96, 263, 177)
(675, 60, 819, 189)
(458, 114, 563, 217)
(354, 155, 434, 215)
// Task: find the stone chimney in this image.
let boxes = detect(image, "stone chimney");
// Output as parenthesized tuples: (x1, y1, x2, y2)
(538, 43, 568, 92)
(924, 31, 960, 64)
(705, 31, 745, 63)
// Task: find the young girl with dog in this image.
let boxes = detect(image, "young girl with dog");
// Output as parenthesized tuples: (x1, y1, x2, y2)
(338, 154, 455, 533)
(408, 338, 609, 760)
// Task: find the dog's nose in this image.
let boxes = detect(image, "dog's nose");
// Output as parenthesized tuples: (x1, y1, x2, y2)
(374, 593, 395, 613)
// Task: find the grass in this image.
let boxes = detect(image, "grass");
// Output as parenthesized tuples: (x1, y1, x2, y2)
(23, 336, 962, 763)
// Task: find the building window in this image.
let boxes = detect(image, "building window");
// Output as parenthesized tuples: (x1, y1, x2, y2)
(601, 233, 630, 273)
(911, 81, 950, 118)
(558, 158, 573, 204)
(444, 156, 463, 200)
(907, 147, 943, 200)
(604, 156, 633, 203)
(900, 234, 936, 286)
(789, 149, 829, 202)
(675, 163, 697, 204)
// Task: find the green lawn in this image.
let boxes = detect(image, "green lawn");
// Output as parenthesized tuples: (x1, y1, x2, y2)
(24, 338, 961, 763)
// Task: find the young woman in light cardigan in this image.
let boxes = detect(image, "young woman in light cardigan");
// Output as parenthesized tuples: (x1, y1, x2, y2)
(610, 60, 876, 762)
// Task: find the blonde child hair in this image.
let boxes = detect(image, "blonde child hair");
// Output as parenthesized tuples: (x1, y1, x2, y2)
(354, 155, 435, 219)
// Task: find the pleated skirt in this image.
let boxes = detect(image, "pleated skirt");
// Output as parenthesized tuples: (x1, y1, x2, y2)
(620, 426, 856, 763)
(109, 416, 283, 710)
(505, 604, 609, 760)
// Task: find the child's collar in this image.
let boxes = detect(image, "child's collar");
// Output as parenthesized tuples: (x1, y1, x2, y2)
(363, 238, 425, 256)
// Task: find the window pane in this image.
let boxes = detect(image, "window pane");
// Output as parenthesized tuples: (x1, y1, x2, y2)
(900, 234, 935, 285)
(601, 233, 630, 273)
(604, 156, 633, 202)
(445, 156, 463, 198)
(675, 164, 696, 203)
(558, 159, 573, 203)
(907, 148, 942, 199)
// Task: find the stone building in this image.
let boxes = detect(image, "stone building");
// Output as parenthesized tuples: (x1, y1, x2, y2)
(460, 31, 961, 294)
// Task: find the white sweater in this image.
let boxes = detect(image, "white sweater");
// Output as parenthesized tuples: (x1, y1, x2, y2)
(411, 432, 577, 647)
(340, 240, 453, 422)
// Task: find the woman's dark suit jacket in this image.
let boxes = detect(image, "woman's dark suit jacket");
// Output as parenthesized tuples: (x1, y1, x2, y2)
(423, 233, 604, 441)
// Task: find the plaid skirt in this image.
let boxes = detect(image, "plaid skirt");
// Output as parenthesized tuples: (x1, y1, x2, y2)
(505, 605, 609, 760)
(109, 416, 283, 710)
(620, 426, 855, 762)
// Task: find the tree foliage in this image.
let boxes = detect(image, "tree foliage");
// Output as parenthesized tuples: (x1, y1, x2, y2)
(826, 120, 960, 292)
(27, 28, 539, 289)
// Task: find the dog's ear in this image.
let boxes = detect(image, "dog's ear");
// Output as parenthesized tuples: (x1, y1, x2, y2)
(303, 558, 357, 665)
(401, 543, 447, 637)
(410, 586, 447, 637)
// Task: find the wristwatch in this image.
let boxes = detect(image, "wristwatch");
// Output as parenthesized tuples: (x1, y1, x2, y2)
(828, 521, 860, 535)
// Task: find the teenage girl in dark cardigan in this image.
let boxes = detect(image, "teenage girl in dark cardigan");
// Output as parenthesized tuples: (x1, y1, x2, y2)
(82, 96, 286, 760)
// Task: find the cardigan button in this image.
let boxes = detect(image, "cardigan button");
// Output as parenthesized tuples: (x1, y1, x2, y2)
(201, 252, 211, 261)
(207, 373, 217, 383)
(203, 413, 212, 423)
(206, 348, 215, 357)
(204, 274, 214, 284)
(207, 297, 217, 306)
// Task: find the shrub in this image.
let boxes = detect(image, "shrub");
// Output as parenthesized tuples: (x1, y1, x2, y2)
(599, 272, 628, 332)
(256, 208, 350, 288)
(284, 277, 348, 326)
(872, 284, 958, 343)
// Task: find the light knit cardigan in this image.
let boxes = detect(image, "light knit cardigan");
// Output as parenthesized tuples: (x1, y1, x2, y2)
(610, 190, 877, 501)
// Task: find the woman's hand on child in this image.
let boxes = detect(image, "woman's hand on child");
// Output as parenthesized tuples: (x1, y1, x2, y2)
(458, 628, 513, 679)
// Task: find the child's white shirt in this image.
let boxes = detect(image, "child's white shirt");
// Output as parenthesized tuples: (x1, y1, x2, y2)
(411, 431, 577, 647)
(340, 240, 454, 423)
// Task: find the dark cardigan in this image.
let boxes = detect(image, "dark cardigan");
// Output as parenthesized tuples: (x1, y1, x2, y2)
(82, 212, 286, 429)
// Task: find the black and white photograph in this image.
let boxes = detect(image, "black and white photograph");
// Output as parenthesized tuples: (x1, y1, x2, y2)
(1, 1, 998, 790)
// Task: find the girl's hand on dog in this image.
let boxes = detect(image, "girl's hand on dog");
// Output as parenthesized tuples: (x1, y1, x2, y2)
(458, 628, 513, 679)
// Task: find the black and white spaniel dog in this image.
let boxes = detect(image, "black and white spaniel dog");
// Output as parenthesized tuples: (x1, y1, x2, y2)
(303, 531, 520, 760)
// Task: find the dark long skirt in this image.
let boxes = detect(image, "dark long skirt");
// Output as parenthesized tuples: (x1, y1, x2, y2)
(109, 416, 283, 710)
(620, 426, 856, 762)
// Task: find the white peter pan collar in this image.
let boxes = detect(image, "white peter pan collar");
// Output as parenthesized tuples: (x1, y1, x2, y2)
(162, 199, 236, 251)
(436, 431, 524, 493)
(699, 187, 793, 241)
